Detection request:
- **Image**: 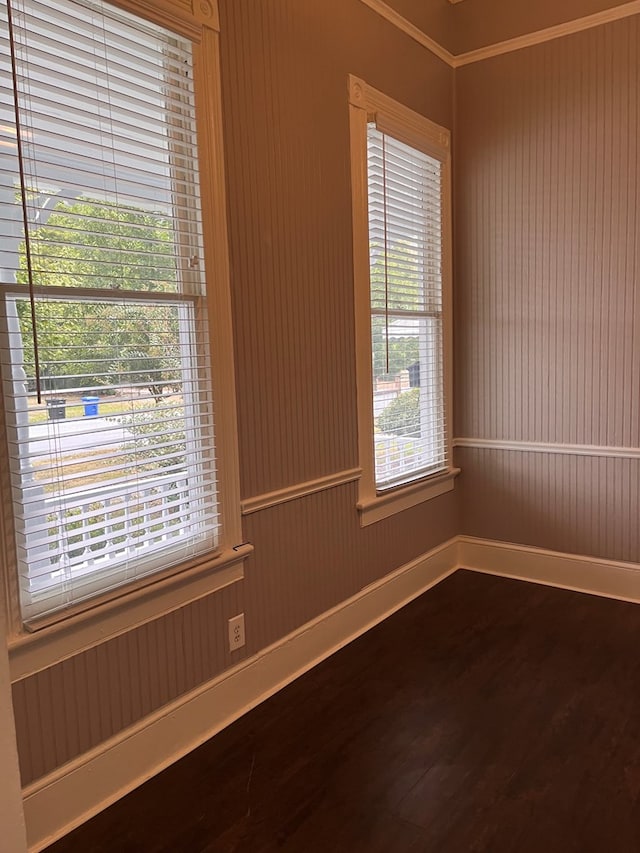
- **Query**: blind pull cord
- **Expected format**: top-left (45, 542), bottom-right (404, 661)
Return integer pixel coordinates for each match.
top-left (381, 131), bottom-right (390, 374)
top-left (6, 0), bottom-right (43, 403)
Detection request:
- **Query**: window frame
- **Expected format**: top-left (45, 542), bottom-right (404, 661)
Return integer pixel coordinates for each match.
top-left (1, 0), bottom-right (249, 677)
top-left (348, 75), bottom-right (458, 526)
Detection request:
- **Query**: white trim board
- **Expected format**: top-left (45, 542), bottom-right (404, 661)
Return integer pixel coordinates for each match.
top-left (454, 437), bottom-right (640, 459)
top-left (359, 0), bottom-right (640, 67)
top-left (23, 538), bottom-right (458, 852)
top-left (0, 609), bottom-right (27, 852)
top-left (459, 536), bottom-right (640, 604)
top-left (241, 468), bottom-right (362, 515)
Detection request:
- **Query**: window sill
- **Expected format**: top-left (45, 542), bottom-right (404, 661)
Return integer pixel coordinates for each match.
top-left (357, 467), bottom-right (460, 526)
top-left (8, 544), bottom-right (253, 681)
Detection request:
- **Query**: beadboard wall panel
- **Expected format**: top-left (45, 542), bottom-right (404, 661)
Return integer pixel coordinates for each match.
top-left (242, 482), bottom-right (458, 656)
top-left (12, 581), bottom-right (244, 785)
top-left (456, 18), bottom-right (640, 445)
top-left (455, 18), bottom-right (640, 557)
top-left (457, 447), bottom-right (640, 565)
top-left (10, 0), bottom-right (456, 789)
top-left (221, 0), bottom-right (452, 499)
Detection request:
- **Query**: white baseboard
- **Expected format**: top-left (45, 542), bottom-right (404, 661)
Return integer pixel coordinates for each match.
top-left (459, 536), bottom-right (640, 604)
top-left (23, 538), bottom-right (458, 853)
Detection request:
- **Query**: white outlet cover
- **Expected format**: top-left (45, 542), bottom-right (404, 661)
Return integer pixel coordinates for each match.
top-left (228, 613), bottom-right (245, 651)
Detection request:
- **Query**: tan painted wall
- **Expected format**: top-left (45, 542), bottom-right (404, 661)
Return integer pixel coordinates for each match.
top-left (455, 18), bottom-right (640, 558)
top-left (11, 0), bottom-right (456, 786)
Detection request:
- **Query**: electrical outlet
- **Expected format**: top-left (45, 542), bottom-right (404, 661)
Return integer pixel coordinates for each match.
top-left (228, 613), bottom-right (245, 651)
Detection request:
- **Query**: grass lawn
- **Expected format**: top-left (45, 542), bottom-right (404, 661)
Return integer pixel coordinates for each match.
top-left (27, 391), bottom-right (184, 489)
top-left (27, 395), bottom-right (156, 425)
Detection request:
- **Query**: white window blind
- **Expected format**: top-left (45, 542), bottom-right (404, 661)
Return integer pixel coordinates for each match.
top-left (0, 0), bottom-right (220, 624)
top-left (367, 124), bottom-right (447, 489)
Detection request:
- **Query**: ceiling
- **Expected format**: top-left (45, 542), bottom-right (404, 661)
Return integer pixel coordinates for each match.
top-left (384, 0), bottom-right (636, 54)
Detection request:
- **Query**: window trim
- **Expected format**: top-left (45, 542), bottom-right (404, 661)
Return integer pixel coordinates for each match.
top-left (348, 75), bottom-right (458, 526)
top-left (1, 0), bottom-right (248, 670)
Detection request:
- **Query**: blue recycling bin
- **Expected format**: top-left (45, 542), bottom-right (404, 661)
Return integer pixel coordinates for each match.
top-left (81, 396), bottom-right (100, 417)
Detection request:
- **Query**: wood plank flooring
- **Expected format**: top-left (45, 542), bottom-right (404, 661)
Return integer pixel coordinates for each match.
top-left (47, 570), bottom-right (640, 852)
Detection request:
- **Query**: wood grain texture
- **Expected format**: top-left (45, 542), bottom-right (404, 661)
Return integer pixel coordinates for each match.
top-left (11, 0), bottom-right (455, 788)
top-left (45, 569), bottom-right (640, 853)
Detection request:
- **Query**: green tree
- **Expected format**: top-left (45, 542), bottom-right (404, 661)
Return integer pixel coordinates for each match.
top-left (371, 319), bottom-right (419, 381)
top-left (369, 240), bottom-right (422, 313)
top-left (17, 196), bottom-right (181, 397)
top-left (370, 240), bottom-right (423, 381)
top-left (119, 406), bottom-right (186, 471)
top-left (20, 196), bottom-right (177, 292)
top-left (105, 302), bottom-right (182, 401)
top-left (377, 388), bottom-right (420, 437)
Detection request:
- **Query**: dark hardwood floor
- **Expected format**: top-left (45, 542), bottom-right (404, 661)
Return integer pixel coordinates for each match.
top-left (47, 570), bottom-right (640, 852)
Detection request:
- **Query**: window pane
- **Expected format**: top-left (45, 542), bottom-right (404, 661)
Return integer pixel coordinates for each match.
top-left (367, 125), bottom-right (447, 490)
top-left (17, 197), bottom-right (181, 293)
top-left (372, 315), bottom-right (445, 487)
top-left (6, 293), bottom-right (217, 615)
top-left (2, 0), bottom-right (203, 297)
top-left (1, 0), bottom-right (220, 622)
top-left (367, 131), bottom-right (442, 314)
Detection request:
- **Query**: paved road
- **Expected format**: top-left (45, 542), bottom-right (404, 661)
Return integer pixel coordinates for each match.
top-left (27, 416), bottom-right (132, 458)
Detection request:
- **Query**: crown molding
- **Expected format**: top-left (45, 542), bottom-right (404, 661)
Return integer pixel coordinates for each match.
top-left (360, 0), bottom-right (640, 68)
top-left (358, 0), bottom-right (456, 65)
top-left (455, 0), bottom-right (640, 65)
top-left (241, 468), bottom-right (362, 515)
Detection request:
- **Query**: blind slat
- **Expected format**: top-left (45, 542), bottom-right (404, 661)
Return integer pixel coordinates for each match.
top-left (367, 124), bottom-right (447, 489)
top-left (2, 0), bottom-right (220, 622)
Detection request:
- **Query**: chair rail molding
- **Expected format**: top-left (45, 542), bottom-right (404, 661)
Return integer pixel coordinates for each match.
top-left (240, 468), bottom-right (362, 515)
top-left (454, 437), bottom-right (640, 459)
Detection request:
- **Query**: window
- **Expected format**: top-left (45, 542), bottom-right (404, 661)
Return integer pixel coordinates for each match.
top-left (0, 0), bottom-right (243, 629)
top-left (349, 76), bottom-right (458, 525)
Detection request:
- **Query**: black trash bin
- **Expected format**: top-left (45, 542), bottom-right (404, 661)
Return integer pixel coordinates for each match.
top-left (46, 399), bottom-right (66, 420)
